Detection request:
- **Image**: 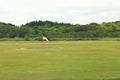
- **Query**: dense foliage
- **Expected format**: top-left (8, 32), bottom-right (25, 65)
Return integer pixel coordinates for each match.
top-left (0, 21), bottom-right (120, 40)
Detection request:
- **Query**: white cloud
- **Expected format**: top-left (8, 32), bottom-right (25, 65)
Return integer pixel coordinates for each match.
top-left (0, 0), bottom-right (120, 25)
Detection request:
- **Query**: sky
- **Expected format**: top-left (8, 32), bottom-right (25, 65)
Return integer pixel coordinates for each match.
top-left (0, 0), bottom-right (120, 25)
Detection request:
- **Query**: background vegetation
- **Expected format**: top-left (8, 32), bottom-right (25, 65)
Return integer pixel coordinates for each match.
top-left (0, 21), bottom-right (120, 41)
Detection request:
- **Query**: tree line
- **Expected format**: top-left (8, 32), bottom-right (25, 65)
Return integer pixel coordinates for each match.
top-left (0, 20), bottom-right (120, 40)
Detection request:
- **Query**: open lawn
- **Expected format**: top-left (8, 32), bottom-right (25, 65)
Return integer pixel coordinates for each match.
top-left (0, 41), bottom-right (120, 80)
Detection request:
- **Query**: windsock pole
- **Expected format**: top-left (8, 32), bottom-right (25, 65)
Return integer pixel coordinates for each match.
top-left (42, 37), bottom-right (44, 48)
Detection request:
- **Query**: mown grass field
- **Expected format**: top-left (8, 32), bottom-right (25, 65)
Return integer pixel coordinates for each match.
top-left (0, 41), bottom-right (120, 80)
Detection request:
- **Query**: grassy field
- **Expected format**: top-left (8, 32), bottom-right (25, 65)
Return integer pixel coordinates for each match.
top-left (0, 41), bottom-right (120, 80)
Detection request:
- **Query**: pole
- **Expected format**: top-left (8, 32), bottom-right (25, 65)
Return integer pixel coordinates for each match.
top-left (42, 37), bottom-right (44, 48)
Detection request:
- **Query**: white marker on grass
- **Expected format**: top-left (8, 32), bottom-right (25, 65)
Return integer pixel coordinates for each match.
top-left (21, 48), bottom-right (24, 50)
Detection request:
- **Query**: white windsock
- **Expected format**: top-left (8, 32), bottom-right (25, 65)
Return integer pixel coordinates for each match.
top-left (42, 36), bottom-right (49, 41)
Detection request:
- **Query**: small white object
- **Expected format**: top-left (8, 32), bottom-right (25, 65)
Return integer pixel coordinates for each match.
top-left (21, 48), bottom-right (24, 50)
top-left (42, 36), bottom-right (49, 41)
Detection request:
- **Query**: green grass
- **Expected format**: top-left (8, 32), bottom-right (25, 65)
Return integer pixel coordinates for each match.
top-left (0, 41), bottom-right (120, 80)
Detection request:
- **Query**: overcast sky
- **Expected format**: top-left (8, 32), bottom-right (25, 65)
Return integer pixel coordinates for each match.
top-left (0, 0), bottom-right (120, 25)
